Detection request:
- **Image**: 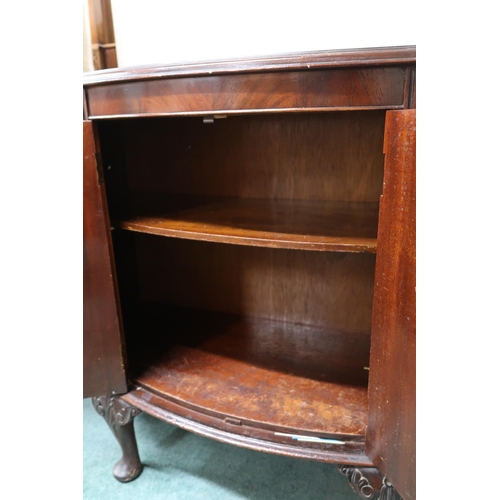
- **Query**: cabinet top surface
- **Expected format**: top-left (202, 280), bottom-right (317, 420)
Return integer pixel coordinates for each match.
top-left (83, 45), bottom-right (416, 87)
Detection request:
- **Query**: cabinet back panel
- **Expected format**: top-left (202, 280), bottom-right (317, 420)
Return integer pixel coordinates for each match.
top-left (119, 111), bottom-right (385, 204)
top-left (134, 235), bottom-right (375, 333)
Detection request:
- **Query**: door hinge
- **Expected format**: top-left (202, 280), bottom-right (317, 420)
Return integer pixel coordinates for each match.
top-left (94, 152), bottom-right (104, 186)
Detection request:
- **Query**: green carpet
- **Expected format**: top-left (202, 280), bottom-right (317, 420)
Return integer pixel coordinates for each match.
top-left (83, 398), bottom-right (361, 500)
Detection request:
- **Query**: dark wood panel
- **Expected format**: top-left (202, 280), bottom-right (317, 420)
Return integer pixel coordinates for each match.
top-left (87, 67), bottom-right (406, 118)
top-left (83, 89), bottom-right (89, 120)
top-left (120, 196), bottom-right (379, 252)
top-left (83, 46), bottom-right (415, 86)
top-left (410, 69), bottom-right (416, 109)
top-left (128, 304), bottom-right (370, 436)
top-left (83, 120), bottom-right (127, 398)
top-left (131, 236), bottom-right (376, 333)
top-left (121, 112), bottom-right (385, 204)
top-left (366, 110), bottom-right (416, 499)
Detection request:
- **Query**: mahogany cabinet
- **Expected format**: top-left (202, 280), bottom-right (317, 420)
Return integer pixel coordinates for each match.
top-left (83, 46), bottom-right (416, 500)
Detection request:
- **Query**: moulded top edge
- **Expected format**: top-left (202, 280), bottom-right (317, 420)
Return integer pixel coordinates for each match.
top-left (83, 45), bottom-right (416, 87)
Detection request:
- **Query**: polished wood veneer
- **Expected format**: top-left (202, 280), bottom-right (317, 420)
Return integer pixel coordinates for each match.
top-left (83, 121), bottom-right (126, 398)
top-left (83, 46), bottom-right (415, 85)
top-left (87, 67), bottom-right (407, 118)
top-left (366, 110), bottom-right (416, 499)
top-left (120, 196), bottom-right (379, 252)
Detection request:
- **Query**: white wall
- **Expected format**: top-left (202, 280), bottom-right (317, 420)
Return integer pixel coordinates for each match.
top-left (83, 0), bottom-right (94, 72)
top-left (110, 0), bottom-right (416, 67)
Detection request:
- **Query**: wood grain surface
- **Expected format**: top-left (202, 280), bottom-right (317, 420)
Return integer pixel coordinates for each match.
top-left (127, 304), bottom-right (370, 437)
top-left (120, 196), bottom-right (379, 252)
top-left (130, 236), bottom-right (376, 333)
top-left (83, 46), bottom-right (415, 86)
top-left (87, 67), bottom-right (407, 118)
top-left (123, 388), bottom-right (375, 466)
top-left (366, 110), bottom-right (416, 499)
top-left (119, 111), bottom-right (385, 203)
top-left (83, 121), bottom-right (127, 397)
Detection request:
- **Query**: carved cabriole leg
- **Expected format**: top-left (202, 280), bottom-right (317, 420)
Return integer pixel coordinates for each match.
top-left (92, 395), bottom-right (143, 482)
top-left (378, 478), bottom-right (399, 500)
top-left (338, 466), bottom-right (401, 500)
top-left (337, 465), bottom-right (381, 499)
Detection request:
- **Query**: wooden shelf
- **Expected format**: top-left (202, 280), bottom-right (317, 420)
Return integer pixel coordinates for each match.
top-left (120, 196), bottom-right (379, 252)
top-left (128, 304), bottom-right (370, 438)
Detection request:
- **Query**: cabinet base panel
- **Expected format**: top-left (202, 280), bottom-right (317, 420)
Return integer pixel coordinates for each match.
top-left (121, 387), bottom-right (374, 467)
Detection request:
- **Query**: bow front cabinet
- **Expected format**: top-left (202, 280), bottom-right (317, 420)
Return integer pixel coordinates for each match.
top-left (83, 46), bottom-right (416, 500)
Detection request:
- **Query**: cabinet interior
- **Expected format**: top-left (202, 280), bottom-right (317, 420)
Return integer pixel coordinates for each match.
top-left (97, 110), bottom-right (385, 443)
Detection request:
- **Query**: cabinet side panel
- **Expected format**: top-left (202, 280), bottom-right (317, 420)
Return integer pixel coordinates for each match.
top-left (83, 120), bottom-right (127, 397)
top-left (366, 110), bottom-right (415, 499)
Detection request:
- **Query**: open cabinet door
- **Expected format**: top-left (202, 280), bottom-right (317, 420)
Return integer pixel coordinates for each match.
top-left (366, 110), bottom-right (416, 499)
top-left (83, 120), bottom-right (127, 398)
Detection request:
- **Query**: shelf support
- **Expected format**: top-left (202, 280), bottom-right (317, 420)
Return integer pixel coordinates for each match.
top-left (92, 395), bottom-right (143, 482)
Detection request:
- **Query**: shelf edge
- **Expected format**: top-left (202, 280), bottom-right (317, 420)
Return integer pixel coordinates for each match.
top-left (120, 222), bottom-right (378, 253)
